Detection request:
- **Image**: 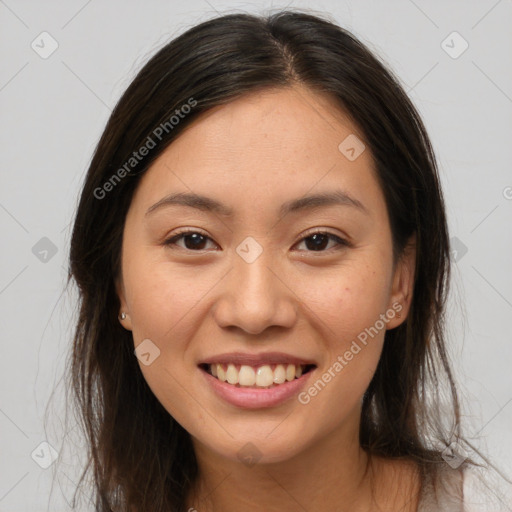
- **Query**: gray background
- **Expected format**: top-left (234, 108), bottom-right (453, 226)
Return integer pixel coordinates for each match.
top-left (1, 0), bottom-right (511, 510)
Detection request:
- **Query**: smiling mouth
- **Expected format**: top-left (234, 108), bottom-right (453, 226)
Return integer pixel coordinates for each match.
top-left (199, 363), bottom-right (316, 388)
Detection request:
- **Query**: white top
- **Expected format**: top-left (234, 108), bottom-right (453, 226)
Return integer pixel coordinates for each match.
top-left (417, 463), bottom-right (512, 511)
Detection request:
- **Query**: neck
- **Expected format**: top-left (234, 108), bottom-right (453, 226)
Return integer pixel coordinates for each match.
top-left (186, 421), bottom-right (380, 512)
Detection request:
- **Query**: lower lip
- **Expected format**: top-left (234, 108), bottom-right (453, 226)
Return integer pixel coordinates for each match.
top-left (199, 366), bottom-right (315, 409)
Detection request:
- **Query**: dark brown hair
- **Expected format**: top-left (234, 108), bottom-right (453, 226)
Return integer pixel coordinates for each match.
top-left (67, 9), bottom-right (481, 511)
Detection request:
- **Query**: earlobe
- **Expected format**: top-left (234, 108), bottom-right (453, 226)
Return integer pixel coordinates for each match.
top-left (118, 311), bottom-right (132, 330)
top-left (115, 277), bottom-right (133, 331)
top-left (118, 313), bottom-right (132, 331)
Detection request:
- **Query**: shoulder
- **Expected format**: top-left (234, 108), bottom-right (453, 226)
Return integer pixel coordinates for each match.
top-left (461, 463), bottom-right (512, 512)
top-left (417, 462), bottom-right (511, 512)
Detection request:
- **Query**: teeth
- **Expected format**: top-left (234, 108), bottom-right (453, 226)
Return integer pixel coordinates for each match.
top-left (239, 365), bottom-right (255, 386)
top-left (226, 363), bottom-right (238, 385)
top-left (273, 364), bottom-right (286, 384)
top-left (209, 363), bottom-right (308, 387)
top-left (256, 365), bottom-right (274, 387)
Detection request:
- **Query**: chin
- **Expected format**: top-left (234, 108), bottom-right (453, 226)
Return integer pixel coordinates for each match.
top-left (196, 427), bottom-right (313, 467)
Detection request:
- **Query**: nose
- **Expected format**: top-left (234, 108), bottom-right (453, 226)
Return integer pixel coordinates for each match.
top-left (212, 247), bottom-right (298, 335)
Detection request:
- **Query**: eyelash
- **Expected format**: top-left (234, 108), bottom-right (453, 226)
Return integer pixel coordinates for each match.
top-left (163, 228), bottom-right (350, 253)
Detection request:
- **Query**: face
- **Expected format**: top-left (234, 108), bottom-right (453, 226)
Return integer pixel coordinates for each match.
top-left (116, 85), bottom-right (415, 465)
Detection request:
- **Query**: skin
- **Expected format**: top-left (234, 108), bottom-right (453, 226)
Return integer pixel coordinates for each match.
top-left (116, 84), bottom-right (418, 511)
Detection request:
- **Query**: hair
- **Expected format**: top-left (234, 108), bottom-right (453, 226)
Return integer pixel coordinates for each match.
top-left (67, 8), bottom-right (485, 511)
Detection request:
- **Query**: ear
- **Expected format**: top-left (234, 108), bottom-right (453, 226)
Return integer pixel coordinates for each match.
top-left (386, 233), bottom-right (416, 329)
top-left (115, 276), bottom-right (133, 331)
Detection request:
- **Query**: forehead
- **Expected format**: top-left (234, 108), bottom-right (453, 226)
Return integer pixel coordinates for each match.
top-left (130, 85), bottom-right (385, 222)
top-left (176, 85), bottom-right (360, 161)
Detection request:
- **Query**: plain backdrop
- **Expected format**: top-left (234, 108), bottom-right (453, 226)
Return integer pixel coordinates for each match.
top-left (1, 0), bottom-right (511, 510)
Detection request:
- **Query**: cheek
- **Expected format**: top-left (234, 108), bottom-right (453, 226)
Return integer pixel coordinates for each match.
top-left (124, 254), bottom-right (214, 344)
top-left (122, 256), bottom-right (215, 430)
top-left (297, 267), bottom-right (388, 422)
top-left (293, 258), bottom-right (389, 402)
top-left (292, 257), bottom-right (391, 339)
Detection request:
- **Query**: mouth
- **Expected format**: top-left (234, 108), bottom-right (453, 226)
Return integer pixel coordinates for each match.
top-left (198, 362), bottom-right (317, 388)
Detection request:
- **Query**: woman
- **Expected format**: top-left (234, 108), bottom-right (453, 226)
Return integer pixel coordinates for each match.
top-left (67, 9), bottom-right (505, 511)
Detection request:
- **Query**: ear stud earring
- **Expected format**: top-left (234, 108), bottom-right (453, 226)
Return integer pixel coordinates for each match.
top-left (119, 312), bottom-right (127, 320)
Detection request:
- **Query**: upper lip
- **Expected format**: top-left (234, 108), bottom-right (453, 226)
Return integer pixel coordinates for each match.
top-left (199, 351), bottom-right (317, 367)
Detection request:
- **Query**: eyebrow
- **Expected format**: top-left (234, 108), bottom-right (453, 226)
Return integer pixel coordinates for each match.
top-left (145, 189), bottom-right (369, 218)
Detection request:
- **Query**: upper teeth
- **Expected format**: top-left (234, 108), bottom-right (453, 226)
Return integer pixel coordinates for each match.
top-left (210, 363), bottom-right (305, 387)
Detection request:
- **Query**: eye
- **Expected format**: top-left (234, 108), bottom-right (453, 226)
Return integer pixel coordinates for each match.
top-left (164, 229), bottom-right (350, 253)
top-left (293, 230), bottom-right (350, 252)
top-left (164, 230), bottom-right (217, 251)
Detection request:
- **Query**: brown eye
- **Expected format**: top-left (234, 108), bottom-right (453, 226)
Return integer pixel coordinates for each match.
top-left (295, 232), bottom-right (349, 252)
top-left (164, 231), bottom-right (217, 251)
top-left (164, 230), bottom-right (349, 253)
